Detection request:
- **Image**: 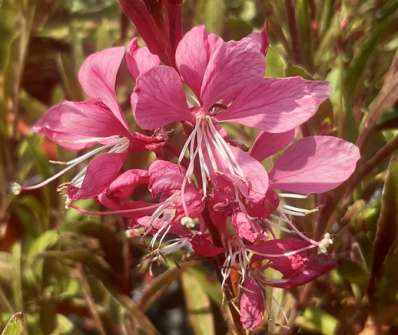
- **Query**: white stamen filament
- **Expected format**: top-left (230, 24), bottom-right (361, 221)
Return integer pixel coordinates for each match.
top-left (17, 136), bottom-right (129, 192)
top-left (178, 114), bottom-right (246, 216)
top-left (278, 192), bottom-right (308, 199)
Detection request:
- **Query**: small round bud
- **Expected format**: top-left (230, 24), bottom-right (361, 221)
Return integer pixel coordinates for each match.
top-left (9, 182), bottom-right (22, 195)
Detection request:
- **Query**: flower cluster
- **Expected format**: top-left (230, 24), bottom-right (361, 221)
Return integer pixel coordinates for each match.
top-left (17, 21), bottom-right (360, 330)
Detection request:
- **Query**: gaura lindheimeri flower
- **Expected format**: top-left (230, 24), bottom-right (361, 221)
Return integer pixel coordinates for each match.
top-left (15, 47), bottom-right (166, 204)
top-left (125, 24), bottom-right (360, 330)
top-left (130, 25), bottom-right (330, 215)
top-left (15, 14), bottom-right (362, 331)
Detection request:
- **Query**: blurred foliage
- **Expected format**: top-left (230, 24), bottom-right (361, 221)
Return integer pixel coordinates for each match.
top-left (0, 0), bottom-right (398, 334)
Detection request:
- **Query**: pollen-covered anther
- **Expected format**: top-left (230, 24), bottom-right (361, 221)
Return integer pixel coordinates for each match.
top-left (318, 233), bottom-right (333, 254)
top-left (181, 216), bottom-right (196, 229)
top-left (9, 182), bottom-right (22, 195)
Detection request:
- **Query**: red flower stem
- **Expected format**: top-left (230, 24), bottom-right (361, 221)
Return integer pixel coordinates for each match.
top-left (202, 207), bottom-right (244, 334)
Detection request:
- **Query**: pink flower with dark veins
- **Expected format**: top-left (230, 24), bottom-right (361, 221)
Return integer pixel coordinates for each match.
top-left (16, 47), bottom-right (166, 204)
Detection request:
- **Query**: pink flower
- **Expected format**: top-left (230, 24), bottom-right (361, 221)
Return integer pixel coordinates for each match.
top-left (239, 277), bottom-right (265, 330)
top-left (249, 238), bottom-right (336, 289)
top-left (130, 25), bottom-right (330, 215)
top-left (18, 47), bottom-right (166, 203)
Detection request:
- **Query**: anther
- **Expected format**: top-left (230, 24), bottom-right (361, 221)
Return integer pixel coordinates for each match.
top-left (318, 233), bottom-right (333, 254)
top-left (181, 216), bottom-right (196, 229)
top-left (9, 182), bottom-right (22, 195)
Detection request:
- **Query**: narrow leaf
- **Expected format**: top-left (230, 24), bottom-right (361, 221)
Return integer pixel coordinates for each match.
top-left (182, 270), bottom-right (215, 335)
top-left (368, 157), bottom-right (398, 296)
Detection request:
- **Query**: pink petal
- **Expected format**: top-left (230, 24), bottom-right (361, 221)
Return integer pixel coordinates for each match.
top-left (200, 38), bottom-right (265, 111)
top-left (232, 211), bottom-right (262, 243)
top-left (270, 256), bottom-right (336, 289)
top-left (216, 77), bottom-right (330, 132)
top-left (175, 186), bottom-right (204, 218)
top-left (32, 100), bottom-right (128, 151)
top-left (118, 0), bottom-right (173, 65)
top-left (232, 146), bottom-right (269, 203)
top-left (269, 136), bottom-right (360, 194)
top-left (129, 131), bottom-right (168, 152)
top-left (190, 234), bottom-right (224, 257)
top-left (164, 0), bottom-right (183, 54)
top-left (240, 277), bottom-right (264, 330)
top-left (78, 47), bottom-right (127, 127)
top-left (148, 160), bottom-right (184, 198)
top-left (250, 129), bottom-right (295, 161)
top-left (132, 65), bottom-right (193, 130)
top-left (251, 238), bottom-right (310, 274)
top-left (126, 39), bottom-right (160, 79)
top-left (245, 189), bottom-right (280, 219)
top-left (175, 25), bottom-right (212, 98)
top-left (105, 169), bottom-right (149, 201)
top-left (98, 196), bottom-right (156, 218)
top-left (70, 153), bottom-right (126, 200)
top-left (245, 21), bottom-right (269, 55)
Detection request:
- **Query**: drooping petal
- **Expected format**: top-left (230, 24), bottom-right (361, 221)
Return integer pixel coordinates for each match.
top-left (190, 234), bottom-right (224, 257)
top-left (105, 169), bottom-right (149, 201)
top-left (132, 65), bottom-right (193, 130)
top-left (216, 77), bottom-right (330, 132)
top-left (250, 129), bottom-right (295, 162)
top-left (232, 211), bottom-right (262, 243)
top-left (245, 189), bottom-right (280, 219)
top-left (70, 153), bottom-right (126, 200)
top-left (200, 39), bottom-right (265, 111)
top-left (232, 146), bottom-right (269, 203)
top-left (148, 160), bottom-right (184, 198)
top-left (175, 25), bottom-right (212, 97)
top-left (270, 256), bottom-right (336, 289)
top-left (129, 131), bottom-right (168, 152)
top-left (32, 100), bottom-right (129, 150)
top-left (126, 38), bottom-right (160, 79)
top-left (78, 47), bottom-right (127, 126)
top-left (240, 277), bottom-right (264, 330)
top-left (174, 186), bottom-right (204, 219)
top-left (269, 136), bottom-right (360, 194)
top-left (97, 196), bottom-right (156, 218)
top-left (251, 238), bottom-right (310, 275)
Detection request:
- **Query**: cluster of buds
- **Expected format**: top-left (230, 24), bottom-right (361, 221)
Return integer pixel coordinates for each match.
top-left (15, 1), bottom-right (360, 330)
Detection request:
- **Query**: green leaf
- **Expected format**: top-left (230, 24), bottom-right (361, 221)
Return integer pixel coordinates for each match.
top-left (338, 260), bottom-right (368, 288)
top-left (266, 46), bottom-right (286, 77)
top-left (27, 230), bottom-right (59, 259)
top-left (182, 270), bottom-right (215, 335)
top-left (295, 307), bottom-right (339, 335)
top-left (1, 312), bottom-right (24, 335)
top-left (195, 0), bottom-right (225, 34)
top-left (296, 0), bottom-right (313, 70)
top-left (368, 157), bottom-right (398, 296)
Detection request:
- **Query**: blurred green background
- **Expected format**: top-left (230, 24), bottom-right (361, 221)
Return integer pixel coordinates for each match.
top-left (1, 0), bottom-right (398, 334)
